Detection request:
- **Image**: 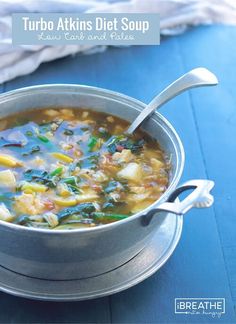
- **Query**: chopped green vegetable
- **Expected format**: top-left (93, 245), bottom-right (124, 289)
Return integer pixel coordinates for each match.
top-left (64, 129), bottom-right (74, 136)
top-left (92, 212), bottom-right (129, 222)
top-left (98, 127), bottom-right (110, 139)
top-left (57, 203), bottom-right (96, 221)
top-left (104, 181), bottom-right (123, 194)
top-left (15, 215), bottom-right (30, 225)
top-left (102, 200), bottom-right (126, 212)
top-left (60, 176), bottom-right (81, 194)
top-left (37, 135), bottom-right (49, 143)
top-left (67, 184), bottom-right (81, 194)
top-left (81, 127), bottom-right (89, 132)
top-left (25, 130), bottom-right (33, 137)
top-left (50, 166), bottom-right (63, 177)
top-left (24, 169), bottom-right (58, 188)
top-left (106, 135), bottom-right (144, 154)
top-left (40, 122), bottom-right (51, 133)
top-left (26, 222), bottom-right (49, 229)
top-left (63, 176), bottom-right (78, 186)
top-left (43, 212), bottom-right (58, 227)
top-left (79, 153), bottom-right (100, 170)
top-left (88, 136), bottom-right (98, 151)
top-left (102, 202), bottom-right (115, 211)
top-left (68, 162), bottom-right (81, 174)
top-left (0, 108), bottom-right (169, 230)
top-left (22, 145), bottom-right (40, 156)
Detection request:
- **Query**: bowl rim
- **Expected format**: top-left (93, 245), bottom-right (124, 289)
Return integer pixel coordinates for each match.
top-left (0, 84), bottom-right (185, 234)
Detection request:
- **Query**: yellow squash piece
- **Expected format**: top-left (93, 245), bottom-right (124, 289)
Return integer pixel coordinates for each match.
top-left (0, 154), bottom-right (22, 168)
top-left (54, 189), bottom-right (99, 206)
top-left (53, 197), bottom-right (78, 207)
top-left (21, 182), bottom-right (48, 193)
top-left (51, 152), bottom-right (73, 163)
top-left (75, 193), bottom-right (99, 203)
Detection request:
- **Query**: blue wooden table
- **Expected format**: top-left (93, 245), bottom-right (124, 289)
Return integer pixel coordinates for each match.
top-left (0, 25), bottom-right (235, 323)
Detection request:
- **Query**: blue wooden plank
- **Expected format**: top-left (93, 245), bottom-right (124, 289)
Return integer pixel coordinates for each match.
top-left (224, 247), bottom-right (236, 302)
top-left (175, 25), bottom-right (236, 308)
top-left (0, 294), bottom-right (110, 323)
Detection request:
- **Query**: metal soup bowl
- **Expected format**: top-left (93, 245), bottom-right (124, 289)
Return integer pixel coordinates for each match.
top-left (0, 85), bottom-right (214, 280)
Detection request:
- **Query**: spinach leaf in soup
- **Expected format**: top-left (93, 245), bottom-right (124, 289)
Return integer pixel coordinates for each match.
top-left (23, 169), bottom-right (59, 188)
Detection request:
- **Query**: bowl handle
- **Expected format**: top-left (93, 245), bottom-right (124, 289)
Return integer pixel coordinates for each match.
top-left (142, 180), bottom-right (214, 225)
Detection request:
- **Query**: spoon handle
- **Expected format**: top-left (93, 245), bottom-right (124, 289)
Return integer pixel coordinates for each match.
top-left (126, 67), bottom-right (218, 134)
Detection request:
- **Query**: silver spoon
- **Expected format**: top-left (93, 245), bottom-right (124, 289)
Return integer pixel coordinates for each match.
top-left (126, 67), bottom-right (218, 134)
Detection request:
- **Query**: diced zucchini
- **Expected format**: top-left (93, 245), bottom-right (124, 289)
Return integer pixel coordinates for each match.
top-left (28, 215), bottom-right (44, 222)
top-left (0, 170), bottom-right (16, 188)
top-left (43, 212), bottom-right (59, 227)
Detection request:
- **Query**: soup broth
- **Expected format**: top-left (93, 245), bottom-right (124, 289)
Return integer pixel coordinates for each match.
top-left (0, 108), bottom-right (169, 230)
